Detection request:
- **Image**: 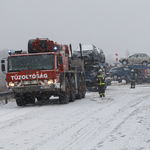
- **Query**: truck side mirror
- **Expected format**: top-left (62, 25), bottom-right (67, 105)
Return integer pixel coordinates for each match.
top-left (1, 64), bottom-right (5, 72)
top-left (59, 56), bottom-right (62, 65)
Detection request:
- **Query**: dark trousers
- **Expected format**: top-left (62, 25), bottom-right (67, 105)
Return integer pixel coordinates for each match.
top-left (98, 85), bottom-right (105, 97)
top-left (131, 81), bottom-right (135, 88)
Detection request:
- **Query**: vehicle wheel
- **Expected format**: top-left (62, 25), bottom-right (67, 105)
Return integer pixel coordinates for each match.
top-left (59, 78), bottom-right (70, 104)
top-left (70, 77), bottom-right (75, 102)
top-left (118, 79), bottom-right (122, 83)
top-left (16, 98), bottom-right (26, 106)
top-left (37, 94), bottom-right (49, 102)
top-left (122, 60), bottom-right (128, 65)
top-left (81, 76), bottom-right (86, 98)
top-left (76, 76), bottom-right (82, 99)
top-left (113, 74), bottom-right (118, 80)
top-left (37, 97), bottom-right (42, 102)
top-left (136, 78), bottom-right (143, 84)
top-left (142, 61), bottom-right (148, 66)
top-left (29, 97), bottom-right (35, 104)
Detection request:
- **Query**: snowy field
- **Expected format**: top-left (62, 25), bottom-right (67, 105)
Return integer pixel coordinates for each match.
top-left (0, 83), bottom-right (150, 150)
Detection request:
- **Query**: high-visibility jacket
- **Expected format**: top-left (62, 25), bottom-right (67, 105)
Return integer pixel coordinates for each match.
top-left (131, 72), bottom-right (136, 81)
top-left (96, 75), bottom-right (105, 85)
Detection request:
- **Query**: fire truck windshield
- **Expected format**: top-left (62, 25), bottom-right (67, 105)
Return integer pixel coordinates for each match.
top-left (8, 54), bottom-right (54, 72)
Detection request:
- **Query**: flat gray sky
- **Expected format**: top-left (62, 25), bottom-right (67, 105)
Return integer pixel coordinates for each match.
top-left (0, 0), bottom-right (150, 59)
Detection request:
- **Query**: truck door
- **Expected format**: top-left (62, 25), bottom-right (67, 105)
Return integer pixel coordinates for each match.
top-left (55, 55), bottom-right (60, 82)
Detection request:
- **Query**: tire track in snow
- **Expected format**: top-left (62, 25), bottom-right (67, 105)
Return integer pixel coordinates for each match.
top-left (55, 91), bottom-right (150, 149)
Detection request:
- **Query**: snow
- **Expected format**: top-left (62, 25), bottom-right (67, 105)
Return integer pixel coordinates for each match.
top-left (0, 83), bottom-right (150, 150)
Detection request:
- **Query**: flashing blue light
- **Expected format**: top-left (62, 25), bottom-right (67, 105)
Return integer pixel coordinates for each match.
top-left (8, 50), bottom-right (11, 55)
top-left (54, 46), bottom-right (57, 51)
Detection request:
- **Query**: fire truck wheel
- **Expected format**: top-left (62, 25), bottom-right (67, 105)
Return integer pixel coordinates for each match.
top-left (29, 97), bottom-right (35, 104)
top-left (16, 98), bottom-right (26, 106)
top-left (77, 76), bottom-right (82, 99)
top-left (37, 94), bottom-right (49, 102)
top-left (59, 78), bottom-right (70, 104)
top-left (70, 77), bottom-right (75, 102)
top-left (37, 97), bottom-right (42, 102)
top-left (81, 76), bottom-right (86, 98)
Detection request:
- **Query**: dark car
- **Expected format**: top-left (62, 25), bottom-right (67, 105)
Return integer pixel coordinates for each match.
top-left (72, 44), bottom-right (98, 62)
top-left (109, 66), bottom-right (143, 83)
top-left (97, 48), bottom-right (105, 63)
top-left (85, 65), bottom-right (99, 90)
top-left (105, 65), bottom-right (116, 77)
top-left (109, 66), bottom-right (131, 81)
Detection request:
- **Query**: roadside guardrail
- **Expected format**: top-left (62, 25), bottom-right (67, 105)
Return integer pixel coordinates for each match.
top-left (0, 91), bottom-right (13, 104)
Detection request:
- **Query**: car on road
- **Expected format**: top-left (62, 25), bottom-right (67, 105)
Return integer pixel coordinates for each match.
top-left (97, 48), bottom-right (105, 63)
top-left (72, 44), bottom-right (98, 62)
top-left (119, 53), bottom-right (150, 66)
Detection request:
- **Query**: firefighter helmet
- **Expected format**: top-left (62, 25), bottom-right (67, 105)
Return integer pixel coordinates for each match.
top-left (98, 69), bottom-right (102, 72)
top-left (131, 69), bottom-right (134, 72)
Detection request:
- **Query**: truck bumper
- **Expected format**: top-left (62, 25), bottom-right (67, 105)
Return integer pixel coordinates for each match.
top-left (11, 85), bottom-right (60, 95)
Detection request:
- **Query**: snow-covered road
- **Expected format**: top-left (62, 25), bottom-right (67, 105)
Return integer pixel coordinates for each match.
top-left (1, 83), bottom-right (150, 150)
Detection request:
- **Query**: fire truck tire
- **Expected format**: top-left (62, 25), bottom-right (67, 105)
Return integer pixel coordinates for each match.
top-left (59, 78), bottom-right (70, 104)
top-left (70, 77), bottom-right (75, 102)
top-left (37, 97), bottom-right (42, 102)
top-left (76, 76), bottom-right (82, 99)
top-left (29, 97), bottom-right (35, 104)
top-left (37, 94), bottom-right (49, 102)
top-left (81, 76), bottom-right (86, 98)
top-left (16, 98), bottom-right (26, 106)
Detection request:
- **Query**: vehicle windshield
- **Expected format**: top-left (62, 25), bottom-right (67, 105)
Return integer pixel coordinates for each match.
top-left (8, 54), bottom-right (53, 72)
top-left (105, 67), bottom-right (113, 73)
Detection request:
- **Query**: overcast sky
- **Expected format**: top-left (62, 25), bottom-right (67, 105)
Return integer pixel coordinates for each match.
top-left (0, 0), bottom-right (150, 59)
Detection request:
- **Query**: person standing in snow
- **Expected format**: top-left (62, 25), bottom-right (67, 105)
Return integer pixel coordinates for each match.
top-left (130, 69), bottom-right (136, 88)
top-left (96, 69), bottom-right (105, 97)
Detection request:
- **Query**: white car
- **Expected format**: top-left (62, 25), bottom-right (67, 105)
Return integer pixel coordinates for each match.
top-left (119, 53), bottom-right (150, 66)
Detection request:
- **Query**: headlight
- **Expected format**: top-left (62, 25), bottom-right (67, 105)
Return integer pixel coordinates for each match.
top-left (9, 82), bottom-right (14, 87)
top-left (47, 80), bottom-right (53, 85)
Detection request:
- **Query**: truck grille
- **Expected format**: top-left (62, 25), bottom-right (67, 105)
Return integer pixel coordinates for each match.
top-left (23, 80), bottom-right (38, 85)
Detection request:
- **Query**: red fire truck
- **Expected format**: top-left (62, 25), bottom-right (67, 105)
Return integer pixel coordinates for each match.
top-left (1, 38), bottom-right (86, 106)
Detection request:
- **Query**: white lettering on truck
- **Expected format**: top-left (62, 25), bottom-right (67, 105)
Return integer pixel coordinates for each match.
top-left (11, 73), bottom-right (48, 81)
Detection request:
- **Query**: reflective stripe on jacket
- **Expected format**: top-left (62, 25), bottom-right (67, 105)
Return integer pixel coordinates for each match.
top-left (96, 75), bottom-right (105, 85)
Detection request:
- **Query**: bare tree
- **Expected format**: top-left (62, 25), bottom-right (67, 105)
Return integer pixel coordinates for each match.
top-left (125, 49), bottom-right (130, 57)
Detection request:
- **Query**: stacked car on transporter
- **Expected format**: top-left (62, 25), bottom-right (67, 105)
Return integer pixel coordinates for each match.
top-left (109, 53), bottom-right (150, 84)
top-left (72, 44), bottom-right (108, 91)
top-left (1, 38), bottom-right (86, 106)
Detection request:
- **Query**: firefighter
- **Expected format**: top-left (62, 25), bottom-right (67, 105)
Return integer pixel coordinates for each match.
top-left (131, 69), bottom-right (136, 88)
top-left (96, 69), bottom-right (105, 97)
